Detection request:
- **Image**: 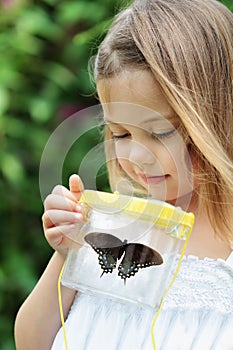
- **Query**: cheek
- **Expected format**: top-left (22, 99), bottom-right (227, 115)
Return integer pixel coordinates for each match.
top-left (172, 146), bottom-right (196, 192)
top-left (114, 142), bottom-right (134, 171)
top-left (156, 145), bottom-right (180, 175)
top-left (118, 159), bottom-right (134, 176)
top-left (114, 142), bottom-right (129, 158)
top-left (166, 139), bottom-right (192, 173)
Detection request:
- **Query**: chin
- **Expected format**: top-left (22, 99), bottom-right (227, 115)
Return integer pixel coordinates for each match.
top-left (148, 190), bottom-right (194, 209)
top-left (167, 192), bottom-right (195, 210)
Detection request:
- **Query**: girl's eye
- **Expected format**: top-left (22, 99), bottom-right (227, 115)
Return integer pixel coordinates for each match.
top-left (112, 133), bottom-right (130, 140)
top-left (152, 129), bottom-right (176, 140)
top-left (112, 129), bottom-right (176, 141)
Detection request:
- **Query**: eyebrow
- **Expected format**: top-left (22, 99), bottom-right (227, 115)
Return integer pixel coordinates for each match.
top-left (142, 113), bottom-right (178, 124)
top-left (104, 114), bottom-right (178, 125)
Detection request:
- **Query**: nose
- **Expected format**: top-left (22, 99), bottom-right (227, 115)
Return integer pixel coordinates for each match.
top-left (128, 140), bottom-right (155, 166)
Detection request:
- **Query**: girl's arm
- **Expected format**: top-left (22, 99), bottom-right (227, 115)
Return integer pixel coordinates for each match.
top-left (15, 252), bottom-right (76, 350)
top-left (14, 175), bottom-right (84, 350)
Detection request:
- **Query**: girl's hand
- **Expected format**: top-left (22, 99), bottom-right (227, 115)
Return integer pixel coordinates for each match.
top-left (42, 174), bottom-right (84, 256)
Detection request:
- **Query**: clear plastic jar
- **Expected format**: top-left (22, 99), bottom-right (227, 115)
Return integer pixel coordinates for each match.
top-left (61, 190), bottom-right (194, 308)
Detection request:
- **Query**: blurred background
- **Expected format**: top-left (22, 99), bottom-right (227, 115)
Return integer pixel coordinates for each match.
top-left (0, 0), bottom-right (232, 349)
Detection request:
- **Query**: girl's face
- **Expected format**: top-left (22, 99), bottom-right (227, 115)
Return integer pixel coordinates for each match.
top-left (98, 70), bottom-right (195, 207)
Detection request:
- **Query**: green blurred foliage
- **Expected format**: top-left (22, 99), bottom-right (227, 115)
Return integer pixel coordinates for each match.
top-left (0, 0), bottom-right (231, 349)
top-left (0, 0), bottom-right (129, 348)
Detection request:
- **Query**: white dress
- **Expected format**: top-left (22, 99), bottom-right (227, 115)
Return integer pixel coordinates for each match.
top-left (51, 253), bottom-right (233, 350)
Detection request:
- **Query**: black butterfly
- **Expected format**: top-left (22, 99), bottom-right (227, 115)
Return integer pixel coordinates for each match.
top-left (84, 232), bottom-right (163, 283)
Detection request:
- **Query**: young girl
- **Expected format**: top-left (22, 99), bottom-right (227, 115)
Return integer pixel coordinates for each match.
top-left (15, 0), bottom-right (233, 349)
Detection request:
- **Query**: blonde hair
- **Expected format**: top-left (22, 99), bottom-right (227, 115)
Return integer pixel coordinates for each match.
top-left (94, 0), bottom-right (233, 240)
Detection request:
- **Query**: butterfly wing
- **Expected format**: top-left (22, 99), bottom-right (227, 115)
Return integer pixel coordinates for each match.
top-left (84, 232), bottom-right (124, 276)
top-left (118, 243), bottom-right (163, 281)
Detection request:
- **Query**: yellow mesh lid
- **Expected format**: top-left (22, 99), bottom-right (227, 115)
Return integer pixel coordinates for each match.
top-left (79, 190), bottom-right (194, 238)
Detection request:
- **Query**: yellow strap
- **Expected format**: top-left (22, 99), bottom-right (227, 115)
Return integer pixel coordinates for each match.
top-left (58, 263), bottom-right (69, 350)
top-left (150, 229), bottom-right (191, 349)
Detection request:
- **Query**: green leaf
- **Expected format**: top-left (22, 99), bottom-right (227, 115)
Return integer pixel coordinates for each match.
top-left (0, 63), bottom-right (22, 89)
top-left (42, 62), bottom-right (77, 90)
top-left (0, 86), bottom-right (9, 113)
top-left (16, 7), bottom-right (63, 40)
top-left (10, 31), bottom-right (43, 55)
top-left (1, 152), bottom-right (25, 185)
top-left (57, 1), bottom-right (108, 25)
top-left (2, 248), bottom-right (37, 293)
top-left (29, 98), bottom-right (54, 123)
top-left (73, 18), bottom-right (112, 45)
top-left (221, 0), bottom-right (233, 11)
top-left (2, 116), bottom-right (50, 145)
top-left (2, 116), bottom-right (28, 138)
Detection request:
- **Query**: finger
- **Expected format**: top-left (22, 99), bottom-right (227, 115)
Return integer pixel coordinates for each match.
top-left (44, 194), bottom-right (82, 212)
top-left (42, 210), bottom-right (82, 229)
top-left (51, 185), bottom-right (77, 202)
top-left (69, 174), bottom-right (84, 201)
top-left (44, 224), bottom-right (78, 244)
top-left (44, 225), bottom-right (77, 252)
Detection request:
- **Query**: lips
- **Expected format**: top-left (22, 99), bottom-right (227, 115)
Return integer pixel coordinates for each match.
top-left (139, 174), bottom-right (169, 185)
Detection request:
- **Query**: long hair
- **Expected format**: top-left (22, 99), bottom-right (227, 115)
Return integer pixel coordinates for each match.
top-left (94, 0), bottom-right (233, 240)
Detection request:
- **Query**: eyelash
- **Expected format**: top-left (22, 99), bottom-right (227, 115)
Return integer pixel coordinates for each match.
top-left (112, 130), bottom-right (175, 141)
top-left (112, 133), bottom-right (130, 140)
top-left (152, 129), bottom-right (176, 139)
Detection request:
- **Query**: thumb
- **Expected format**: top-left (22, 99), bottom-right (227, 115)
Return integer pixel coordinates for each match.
top-left (69, 174), bottom-right (84, 201)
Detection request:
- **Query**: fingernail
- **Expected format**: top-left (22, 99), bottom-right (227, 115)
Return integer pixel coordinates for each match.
top-left (76, 204), bottom-right (82, 212)
top-left (74, 213), bottom-right (82, 221)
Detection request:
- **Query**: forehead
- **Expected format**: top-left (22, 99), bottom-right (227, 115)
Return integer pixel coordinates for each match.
top-left (97, 70), bottom-right (176, 125)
